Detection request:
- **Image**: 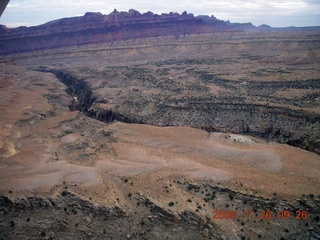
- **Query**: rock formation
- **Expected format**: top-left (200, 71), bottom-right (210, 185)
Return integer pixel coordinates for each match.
top-left (0, 10), bottom-right (256, 54)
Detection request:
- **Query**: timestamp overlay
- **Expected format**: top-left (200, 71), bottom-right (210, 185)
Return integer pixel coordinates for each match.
top-left (212, 209), bottom-right (309, 220)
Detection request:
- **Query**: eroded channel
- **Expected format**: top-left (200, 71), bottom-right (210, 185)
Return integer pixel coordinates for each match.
top-left (39, 68), bottom-right (320, 155)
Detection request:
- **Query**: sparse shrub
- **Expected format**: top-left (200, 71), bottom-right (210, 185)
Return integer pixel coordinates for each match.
top-left (124, 179), bottom-right (128, 183)
top-left (168, 202), bottom-right (174, 207)
top-left (128, 193), bottom-right (132, 198)
top-left (61, 191), bottom-right (67, 196)
top-left (10, 220), bottom-right (15, 227)
top-left (187, 199), bottom-right (192, 203)
top-left (140, 220), bottom-right (145, 226)
top-left (298, 199), bottom-right (307, 206)
top-left (229, 194), bottom-right (234, 201)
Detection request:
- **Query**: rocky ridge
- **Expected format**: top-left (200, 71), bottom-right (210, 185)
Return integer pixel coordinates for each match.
top-left (0, 9), bottom-right (262, 55)
top-left (1, 180), bottom-right (319, 239)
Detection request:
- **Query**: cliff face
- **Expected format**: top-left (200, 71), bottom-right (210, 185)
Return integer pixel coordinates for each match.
top-left (0, 10), bottom-right (256, 55)
top-left (0, 10), bottom-right (199, 54)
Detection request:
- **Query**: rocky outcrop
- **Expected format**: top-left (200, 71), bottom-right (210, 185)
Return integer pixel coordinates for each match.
top-left (0, 192), bottom-right (126, 218)
top-left (196, 15), bottom-right (255, 31)
top-left (0, 24), bottom-right (9, 33)
top-left (135, 193), bottom-right (211, 226)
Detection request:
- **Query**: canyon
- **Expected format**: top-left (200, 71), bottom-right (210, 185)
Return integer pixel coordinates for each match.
top-left (0, 10), bottom-right (320, 240)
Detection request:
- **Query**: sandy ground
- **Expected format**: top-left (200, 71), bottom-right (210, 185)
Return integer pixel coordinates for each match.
top-left (0, 64), bottom-right (320, 206)
top-left (106, 122), bottom-right (320, 197)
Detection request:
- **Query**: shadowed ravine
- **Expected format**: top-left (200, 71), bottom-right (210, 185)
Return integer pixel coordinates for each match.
top-left (42, 69), bottom-right (144, 124)
top-left (40, 68), bottom-right (320, 155)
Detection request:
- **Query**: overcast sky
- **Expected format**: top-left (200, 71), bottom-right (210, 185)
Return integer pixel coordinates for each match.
top-left (1, 0), bottom-right (320, 28)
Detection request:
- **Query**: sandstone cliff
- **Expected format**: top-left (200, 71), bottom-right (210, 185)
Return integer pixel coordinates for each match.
top-left (0, 10), bottom-right (255, 54)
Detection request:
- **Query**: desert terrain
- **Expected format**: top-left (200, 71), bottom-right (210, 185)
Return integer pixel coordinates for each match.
top-left (0, 10), bottom-right (320, 240)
